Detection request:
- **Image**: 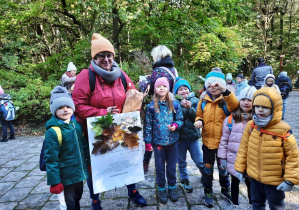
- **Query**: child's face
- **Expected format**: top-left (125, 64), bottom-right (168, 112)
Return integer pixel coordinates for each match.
top-left (207, 85), bottom-right (222, 97)
top-left (240, 98), bottom-right (252, 113)
top-left (226, 79), bottom-right (232, 84)
top-left (177, 86), bottom-right (190, 99)
top-left (155, 85), bottom-right (168, 99)
top-left (56, 106), bottom-right (74, 122)
top-left (236, 77), bottom-right (243, 83)
top-left (266, 78), bottom-right (274, 86)
top-left (254, 105), bottom-right (271, 118)
top-left (69, 70), bottom-right (77, 77)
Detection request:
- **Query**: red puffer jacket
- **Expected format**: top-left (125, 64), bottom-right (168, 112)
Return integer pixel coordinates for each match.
top-left (72, 64), bottom-right (135, 136)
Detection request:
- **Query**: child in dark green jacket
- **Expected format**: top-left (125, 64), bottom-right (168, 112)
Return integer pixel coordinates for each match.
top-left (44, 86), bottom-right (90, 209)
top-left (174, 78), bottom-right (204, 193)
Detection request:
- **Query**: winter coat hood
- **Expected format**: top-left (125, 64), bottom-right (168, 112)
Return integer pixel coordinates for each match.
top-left (252, 87), bottom-right (283, 128)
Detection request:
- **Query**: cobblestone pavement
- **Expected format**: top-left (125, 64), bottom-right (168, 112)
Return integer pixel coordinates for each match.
top-left (1, 92), bottom-right (299, 210)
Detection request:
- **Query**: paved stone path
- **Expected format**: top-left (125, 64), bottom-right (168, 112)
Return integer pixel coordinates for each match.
top-left (1, 91), bottom-right (299, 210)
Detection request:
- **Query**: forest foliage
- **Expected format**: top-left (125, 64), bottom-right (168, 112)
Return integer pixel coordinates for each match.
top-left (0, 0), bottom-right (298, 124)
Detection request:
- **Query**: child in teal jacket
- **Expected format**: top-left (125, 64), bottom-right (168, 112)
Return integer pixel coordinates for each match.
top-left (44, 86), bottom-right (90, 209)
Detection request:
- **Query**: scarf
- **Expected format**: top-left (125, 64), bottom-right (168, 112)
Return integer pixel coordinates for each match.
top-left (252, 113), bottom-right (272, 128)
top-left (91, 60), bottom-right (121, 83)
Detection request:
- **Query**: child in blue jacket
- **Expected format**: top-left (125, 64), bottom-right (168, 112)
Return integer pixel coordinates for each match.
top-left (143, 77), bottom-right (183, 204)
top-left (44, 86), bottom-right (90, 209)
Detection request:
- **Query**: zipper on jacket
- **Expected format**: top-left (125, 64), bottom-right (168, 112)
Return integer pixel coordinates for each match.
top-left (258, 131), bottom-right (262, 182)
top-left (71, 122), bottom-right (87, 179)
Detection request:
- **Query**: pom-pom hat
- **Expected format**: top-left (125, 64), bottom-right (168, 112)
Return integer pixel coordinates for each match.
top-left (67, 62), bottom-right (77, 72)
top-left (91, 33), bottom-right (115, 59)
top-left (50, 86), bottom-right (75, 116)
top-left (205, 71), bottom-right (226, 89)
top-left (226, 73), bottom-right (233, 81)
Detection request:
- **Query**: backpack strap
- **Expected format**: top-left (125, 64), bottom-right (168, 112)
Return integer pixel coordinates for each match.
top-left (51, 126), bottom-right (62, 146)
top-left (227, 115), bottom-right (233, 131)
top-left (201, 100), bottom-right (207, 112)
top-left (89, 67), bottom-right (127, 94)
top-left (89, 67), bottom-right (96, 94)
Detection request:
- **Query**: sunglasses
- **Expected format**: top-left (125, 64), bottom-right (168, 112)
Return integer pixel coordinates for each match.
top-left (96, 52), bottom-right (113, 59)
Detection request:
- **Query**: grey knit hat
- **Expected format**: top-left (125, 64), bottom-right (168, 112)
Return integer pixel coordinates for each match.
top-left (238, 86), bottom-right (257, 101)
top-left (50, 86), bottom-right (75, 116)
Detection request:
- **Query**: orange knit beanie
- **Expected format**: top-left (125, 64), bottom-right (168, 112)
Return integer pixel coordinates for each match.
top-left (91, 33), bottom-right (115, 59)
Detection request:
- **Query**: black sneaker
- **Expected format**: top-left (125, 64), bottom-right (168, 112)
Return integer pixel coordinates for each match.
top-left (221, 187), bottom-right (232, 202)
top-left (91, 199), bottom-right (102, 210)
top-left (204, 188), bottom-right (214, 207)
top-left (168, 187), bottom-right (178, 202)
top-left (9, 135), bottom-right (16, 140)
top-left (180, 179), bottom-right (193, 193)
top-left (128, 189), bottom-right (147, 206)
top-left (1, 137), bottom-right (8, 142)
top-left (158, 189), bottom-right (168, 204)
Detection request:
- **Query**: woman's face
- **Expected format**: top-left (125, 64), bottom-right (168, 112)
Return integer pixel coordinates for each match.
top-left (94, 52), bottom-right (114, 71)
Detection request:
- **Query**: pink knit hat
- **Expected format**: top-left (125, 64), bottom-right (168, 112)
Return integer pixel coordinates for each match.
top-left (154, 77), bottom-right (169, 91)
top-left (0, 86), bottom-right (4, 94)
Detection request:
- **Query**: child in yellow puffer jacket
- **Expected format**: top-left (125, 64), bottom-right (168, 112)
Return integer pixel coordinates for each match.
top-left (235, 87), bottom-right (299, 209)
top-left (194, 70), bottom-right (239, 207)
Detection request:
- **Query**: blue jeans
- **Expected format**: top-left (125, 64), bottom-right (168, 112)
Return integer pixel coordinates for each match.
top-left (0, 119), bottom-right (14, 138)
top-left (87, 174), bottom-right (136, 201)
top-left (251, 178), bottom-right (285, 210)
top-left (153, 142), bottom-right (178, 188)
top-left (178, 140), bottom-right (204, 180)
top-left (201, 144), bottom-right (230, 189)
top-left (282, 98), bottom-right (287, 120)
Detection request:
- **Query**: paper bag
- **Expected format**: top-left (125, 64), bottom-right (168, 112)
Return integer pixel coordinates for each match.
top-left (122, 89), bottom-right (144, 113)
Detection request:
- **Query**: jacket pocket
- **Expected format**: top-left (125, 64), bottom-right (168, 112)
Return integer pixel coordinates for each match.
top-left (60, 158), bottom-right (79, 179)
top-left (60, 158), bottom-right (78, 168)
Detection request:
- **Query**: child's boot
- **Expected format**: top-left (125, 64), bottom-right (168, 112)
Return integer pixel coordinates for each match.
top-left (9, 134), bottom-right (15, 140)
top-left (128, 189), bottom-right (146, 206)
top-left (91, 199), bottom-right (102, 210)
top-left (180, 179), bottom-right (193, 193)
top-left (204, 187), bottom-right (214, 207)
top-left (168, 185), bottom-right (178, 202)
top-left (158, 186), bottom-right (168, 204)
top-left (221, 186), bottom-right (232, 202)
top-left (1, 136), bottom-right (8, 142)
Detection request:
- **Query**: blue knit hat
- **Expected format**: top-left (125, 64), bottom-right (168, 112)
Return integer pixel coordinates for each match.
top-left (174, 77), bottom-right (191, 94)
top-left (205, 71), bottom-right (226, 89)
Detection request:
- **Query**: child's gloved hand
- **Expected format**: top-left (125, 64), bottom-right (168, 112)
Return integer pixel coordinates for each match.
top-left (235, 171), bottom-right (245, 181)
top-left (277, 181), bottom-right (294, 191)
top-left (50, 183), bottom-right (64, 194)
top-left (145, 143), bottom-right (153, 151)
top-left (194, 121), bottom-right (203, 129)
top-left (219, 159), bottom-right (227, 170)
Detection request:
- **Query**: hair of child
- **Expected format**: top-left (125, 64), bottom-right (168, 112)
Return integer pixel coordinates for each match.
top-left (231, 107), bottom-right (252, 123)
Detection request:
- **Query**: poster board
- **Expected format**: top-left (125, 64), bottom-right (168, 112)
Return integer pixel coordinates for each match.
top-left (87, 111), bottom-right (145, 194)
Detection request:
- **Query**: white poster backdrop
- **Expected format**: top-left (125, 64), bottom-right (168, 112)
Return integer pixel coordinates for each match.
top-left (87, 111), bottom-right (145, 194)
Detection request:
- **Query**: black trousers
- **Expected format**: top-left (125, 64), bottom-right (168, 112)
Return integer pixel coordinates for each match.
top-left (64, 181), bottom-right (83, 210)
top-left (231, 175), bottom-right (251, 205)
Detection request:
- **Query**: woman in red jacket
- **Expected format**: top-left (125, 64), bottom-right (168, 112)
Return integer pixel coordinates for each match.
top-left (72, 33), bottom-right (146, 209)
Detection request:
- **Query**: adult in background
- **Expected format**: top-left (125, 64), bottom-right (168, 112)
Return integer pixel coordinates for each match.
top-left (250, 57), bottom-right (273, 89)
top-left (148, 45), bottom-right (178, 95)
top-left (275, 71), bottom-right (293, 120)
top-left (61, 62), bottom-right (77, 94)
top-left (72, 33), bottom-right (146, 209)
top-left (143, 45), bottom-right (178, 173)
